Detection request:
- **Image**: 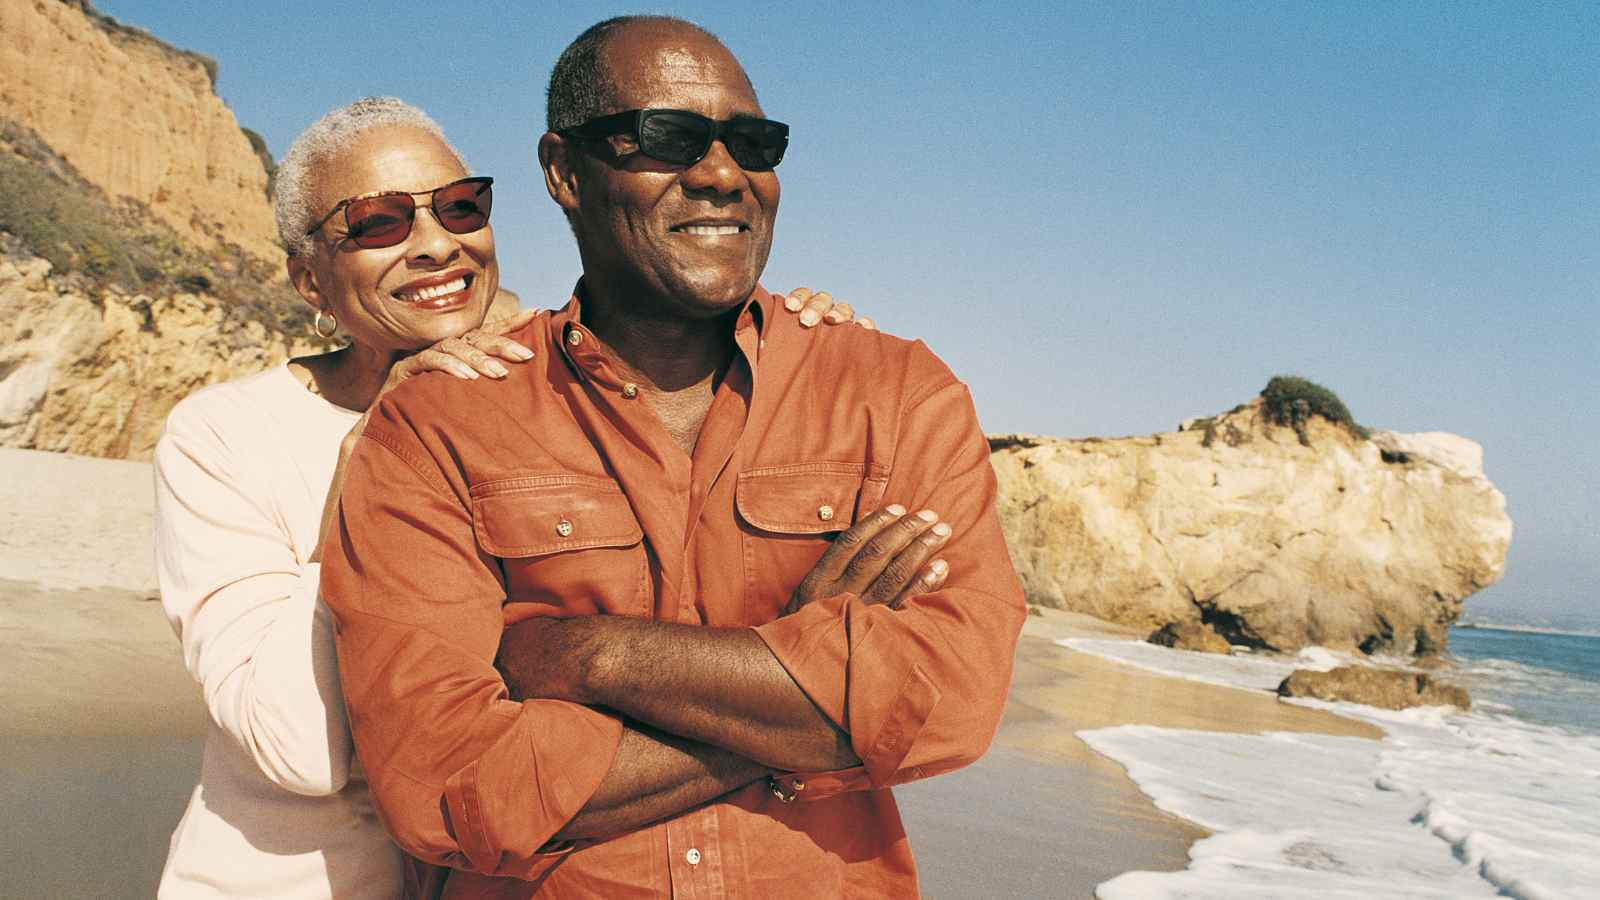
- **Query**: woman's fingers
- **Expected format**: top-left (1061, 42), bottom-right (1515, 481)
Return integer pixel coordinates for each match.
top-left (485, 307), bottom-right (540, 335)
top-left (462, 329), bottom-right (535, 362)
top-left (798, 291), bottom-right (832, 327)
top-left (783, 288), bottom-right (859, 327)
top-left (399, 348), bottom-right (479, 383)
top-left (856, 316), bottom-right (877, 331)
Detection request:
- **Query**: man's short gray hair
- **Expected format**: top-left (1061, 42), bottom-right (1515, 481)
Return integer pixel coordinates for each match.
top-left (274, 97), bottom-right (466, 258)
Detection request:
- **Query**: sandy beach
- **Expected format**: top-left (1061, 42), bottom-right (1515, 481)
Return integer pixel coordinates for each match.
top-left (0, 447), bottom-right (1378, 898)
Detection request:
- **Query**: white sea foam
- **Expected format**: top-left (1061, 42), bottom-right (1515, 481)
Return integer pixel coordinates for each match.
top-left (1065, 638), bottom-right (1600, 899)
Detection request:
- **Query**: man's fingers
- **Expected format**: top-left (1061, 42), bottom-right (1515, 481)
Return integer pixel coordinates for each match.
top-left (804, 504), bottom-right (907, 586)
top-left (463, 330), bottom-right (535, 362)
top-left (839, 509), bottom-right (939, 592)
top-left (889, 558), bottom-right (948, 610)
top-left (859, 519), bottom-right (950, 604)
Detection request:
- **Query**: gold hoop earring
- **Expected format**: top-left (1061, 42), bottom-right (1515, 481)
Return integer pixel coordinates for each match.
top-left (313, 309), bottom-right (338, 339)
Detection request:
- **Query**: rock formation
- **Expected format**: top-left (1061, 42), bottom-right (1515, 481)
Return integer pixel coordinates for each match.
top-left (0, 0), bottom-right (281, 262)
top-left (0, 249), bottom-right (320, 459)
top-left (1278, 666), bottom-right (1471, 711)
top-left (1147, 621), bottom-right (1232, 655)
top-left (990, 398), bottom-right (1512, 655)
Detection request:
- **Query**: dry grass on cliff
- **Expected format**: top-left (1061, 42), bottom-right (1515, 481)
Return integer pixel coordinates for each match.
top-left (0, 118), bottom-right (319, 346)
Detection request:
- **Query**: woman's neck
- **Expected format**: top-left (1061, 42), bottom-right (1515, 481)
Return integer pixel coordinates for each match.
top-left (289, 343), bottom-right (400, 412)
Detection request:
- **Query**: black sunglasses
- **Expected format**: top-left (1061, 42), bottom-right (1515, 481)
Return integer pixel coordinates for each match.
top-left (304, 176), bottom-right (494, 250)
top-left (559, 108), bottom-right (789, 171)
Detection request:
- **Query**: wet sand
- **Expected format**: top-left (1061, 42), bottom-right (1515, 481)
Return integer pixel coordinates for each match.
top-left (897, 610), bottom-right (1377, 899)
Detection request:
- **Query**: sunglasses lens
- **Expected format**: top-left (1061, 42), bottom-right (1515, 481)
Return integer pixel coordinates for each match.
top-left (345, 195), bottom-right (414, 249)
top-left (723, 119), bottom-right (788, 170)
top-left (433, 178), bottom-right (493, 235)
top-left (639, 112), bottom-right (713, 166)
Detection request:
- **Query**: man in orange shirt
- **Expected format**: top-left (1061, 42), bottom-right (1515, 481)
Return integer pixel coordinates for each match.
top-left (320, 15), bottom-right (1026, 898)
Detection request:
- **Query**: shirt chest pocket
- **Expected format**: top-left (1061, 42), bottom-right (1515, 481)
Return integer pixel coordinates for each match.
top-left (735, 462), bottom-right (889, 620)
top-left (470, 475), bottom-right (649, 617)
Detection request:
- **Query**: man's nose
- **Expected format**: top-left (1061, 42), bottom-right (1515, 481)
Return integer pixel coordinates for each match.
top-left (680, 138), bottom-right (748, 196)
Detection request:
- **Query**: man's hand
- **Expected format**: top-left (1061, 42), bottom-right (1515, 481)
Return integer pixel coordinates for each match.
top-left (785, 505), bottom-right (951, 615)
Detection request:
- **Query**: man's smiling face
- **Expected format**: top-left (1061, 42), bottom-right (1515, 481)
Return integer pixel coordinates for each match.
top-left (563, 23), bottom-right (781, 320)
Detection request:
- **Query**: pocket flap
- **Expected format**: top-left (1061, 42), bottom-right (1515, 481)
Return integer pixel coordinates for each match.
top-left (470, 475), bottom-right (643, 557)
top-left (736, 463), bottom-right (867, 535)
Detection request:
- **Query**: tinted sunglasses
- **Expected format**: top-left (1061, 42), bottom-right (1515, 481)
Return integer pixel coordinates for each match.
top-left (559, 108), bottom-right (789, 171)
top-left (304, 176), bottom-right (494, 250)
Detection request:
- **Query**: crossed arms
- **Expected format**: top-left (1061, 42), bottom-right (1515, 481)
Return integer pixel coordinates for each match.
top-left (319, 362), bottom-right (1026, 878)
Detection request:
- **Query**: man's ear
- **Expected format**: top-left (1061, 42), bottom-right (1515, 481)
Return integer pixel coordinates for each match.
top-left (539, 132), bottom-right (582, 214)
top-left (287, 254), bottom-right (325, 313)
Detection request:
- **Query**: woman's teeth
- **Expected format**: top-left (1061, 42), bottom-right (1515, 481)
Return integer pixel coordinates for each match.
top-left (395, 276), bottom-right (467, 302)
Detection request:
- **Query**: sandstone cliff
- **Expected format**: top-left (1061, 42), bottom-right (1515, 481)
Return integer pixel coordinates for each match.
top-left (0, 113), bottom-right (321, 460)
top-left (0, 0), bottom-right (280, 262)
top-left (990, 397), bottom-right (1512, 655)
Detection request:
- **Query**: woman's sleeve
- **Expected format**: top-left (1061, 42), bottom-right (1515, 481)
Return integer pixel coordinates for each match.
top-left (153, 399), bottom-right (354, 796)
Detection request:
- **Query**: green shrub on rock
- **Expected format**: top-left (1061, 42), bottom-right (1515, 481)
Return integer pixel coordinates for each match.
top-left (1261, 375), bottom-right (1370, 445)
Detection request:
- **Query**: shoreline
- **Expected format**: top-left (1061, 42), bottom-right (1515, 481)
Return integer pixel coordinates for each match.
top-left (0, 579), bottom-right (1386, 899)
top-left (0, 448), bottom-right (1391, 897)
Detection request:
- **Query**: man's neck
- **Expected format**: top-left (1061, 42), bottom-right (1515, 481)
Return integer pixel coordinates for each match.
top-left (578, 287), bottom-right (739, 395)
top-left (577, 282), bottom-right (745, 458)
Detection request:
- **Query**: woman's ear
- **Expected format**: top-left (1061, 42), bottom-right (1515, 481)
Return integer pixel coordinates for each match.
top-left (538, 132), bottom-right (582, 213)
top-left (287, 254), bottom-right (324, 312)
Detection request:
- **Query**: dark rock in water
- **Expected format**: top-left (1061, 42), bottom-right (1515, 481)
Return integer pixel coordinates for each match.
top-left (1148, 621), bottom-right (1232, 655)
top-left (1277, 666), bottom-right (1470, 711)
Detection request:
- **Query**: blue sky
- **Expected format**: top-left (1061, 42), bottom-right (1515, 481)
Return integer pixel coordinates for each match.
top-left (98, 1), bottom-right (1597, 625)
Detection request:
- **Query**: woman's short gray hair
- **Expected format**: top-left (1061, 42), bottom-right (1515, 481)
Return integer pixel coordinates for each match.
top-left (274, 97), bottom-right (467, 258)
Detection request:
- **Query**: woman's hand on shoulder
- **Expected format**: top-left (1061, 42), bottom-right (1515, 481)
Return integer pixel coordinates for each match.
top-left (781, 288), bottom-right (875, 331)
top-left (378, 308), bottom-right (540, 399)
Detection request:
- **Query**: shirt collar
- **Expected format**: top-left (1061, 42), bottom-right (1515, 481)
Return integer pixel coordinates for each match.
top-left (551, 281), bottom-right (774, 379)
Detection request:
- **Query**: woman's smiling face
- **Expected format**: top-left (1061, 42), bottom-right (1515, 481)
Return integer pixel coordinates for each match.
top-left (290, 125), bottom-right (499, 354)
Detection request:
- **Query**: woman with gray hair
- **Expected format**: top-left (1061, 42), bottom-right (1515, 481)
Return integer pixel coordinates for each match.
top-left (151, 97), bottom-right (855, 898)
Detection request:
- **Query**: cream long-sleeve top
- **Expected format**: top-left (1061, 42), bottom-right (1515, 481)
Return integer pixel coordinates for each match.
top-left (154, 363), bottom-right (401, 899)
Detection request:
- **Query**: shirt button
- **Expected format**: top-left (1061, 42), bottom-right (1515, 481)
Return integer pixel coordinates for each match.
top-left (556, 518), bottom-right (574, 537)
top-left (566, 329), bottom-right (584, 347)
top-left (622, 383), bottom-right (638, 399)
top-left (685, 848), bottom-right (701, 865)
top-left (817, 504), bottom-right (835, 522)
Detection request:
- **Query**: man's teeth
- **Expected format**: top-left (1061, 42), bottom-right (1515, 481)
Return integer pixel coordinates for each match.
top-left (396, 276), bottom-right (468, 301)
top-left (678, 224), bottom-right (742, 236)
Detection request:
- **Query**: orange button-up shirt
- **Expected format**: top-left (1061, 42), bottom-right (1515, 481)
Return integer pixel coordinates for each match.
top-left (320, 288), bottom-right (1026, 899)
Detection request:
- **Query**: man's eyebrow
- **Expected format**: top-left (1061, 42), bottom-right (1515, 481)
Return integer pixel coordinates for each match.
top-left (728, 112), bottom-right (767, 122)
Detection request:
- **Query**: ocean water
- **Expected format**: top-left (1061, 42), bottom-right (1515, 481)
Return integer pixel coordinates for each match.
top-left (1063, 626), bottom-right (1600, 900)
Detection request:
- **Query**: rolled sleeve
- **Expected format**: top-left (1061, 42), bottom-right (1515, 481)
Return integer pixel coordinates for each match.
top-left (320, 402), bottom-right (624, 879)
top-left (753, 377), bottom-right (1026, 798)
